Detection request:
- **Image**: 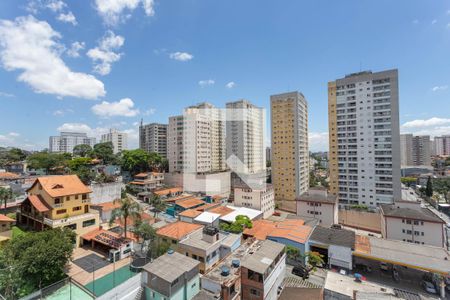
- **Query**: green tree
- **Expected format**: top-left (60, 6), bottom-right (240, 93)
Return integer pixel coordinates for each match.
top-left (0, 228), bottom-right (75, 299)
top-left (425, 176), bottom-right (433, 197)
top-left (305, 251), bottom-right (325, 272)
top-left (433, 178), bottom-right (450, 203)
top-left (72, 144), bottom-right (92, 158)
top-left (0, 187), bottom-right (13, 209)
top-left (67, 157), bottom-right (95, 185)
top-left (149, 195), bottom-right (166, 217)
top-left (109, 197), bottom-right (142, 238)
top-left (121, 149), bottom-right (151, 175)
top-left (220, 215), bottom-right (253, 233)
top-left (285, 245), bottom-right (300, 261)
top-left (91, 142), bottom-right (115, 164)
top-left (27, 151), bottom-right (71, 174)
top-left (148, 152), bottom-right (163, 171)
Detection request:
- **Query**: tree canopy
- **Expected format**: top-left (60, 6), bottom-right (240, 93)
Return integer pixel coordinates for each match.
top-left (26, 151), bottom-right (71, 174)
top-left (121, 149), bottom-right (151, 175)
top-left (67, 157), bottom-right (95, 184)
top-left (220, 215), bottom-right (253, 233)
top-left (0, 228), bottom-right (75, 299)
top-left (72, 144), bottom-right (92, 158)
top-left (91, 142), bottom-right (116, 164)
top-left (109, 196), bottom-right (142, 238)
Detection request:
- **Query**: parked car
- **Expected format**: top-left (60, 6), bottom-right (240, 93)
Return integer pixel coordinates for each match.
top-left (421, 281), bottom-right (438, 294)
top-left (292, 266), bottom-right (309, 279)
top-left (379, 262), bottom-right (390, 271)
top-left (331, 224), bottom-right (342, 229)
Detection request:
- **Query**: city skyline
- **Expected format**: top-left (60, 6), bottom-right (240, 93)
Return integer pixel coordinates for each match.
top-left (1, 1), bottom-right (450, 151)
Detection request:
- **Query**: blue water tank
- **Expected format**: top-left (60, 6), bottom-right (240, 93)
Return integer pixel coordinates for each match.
top-left (167, 249), bottom-right (174, 255)
top-left (231, 260), bottom-right (240, 268)
top-left (221, 266), bottom-right (230, 276)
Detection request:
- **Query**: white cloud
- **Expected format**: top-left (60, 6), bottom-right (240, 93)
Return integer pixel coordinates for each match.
top-left (198, 79), bottom-right (215, 87)
top-left (27, 0), bottom-right (66, 14)
top-left (169, 52), bottom-right (193, 61)
top-left (91, 98), bottom-right (139, 117)
top-left (402, 117), bottom-right (450, 129)
top-left (143, 108), bottom-right (155, 115)
top-left (67, 41), bottom-right (85, 58)
top-left (225, 81), bottom-right (235, 89)
top-left (431, 85), bottom-right (448, 92)
top-left (52, 108), bottom-right (73, 116)
top-left (0, 132), bottom-right (20, 144)
top-left (431, 19), bottom-right (437, 25)
top-left (309, 132), bottom-right (329, 152)
top-left (412, 126), bottom-right (450, 137)
top-left (46, 0), bottom-right (66, 12)
top-left (94, 0), bottom-right (155, 26)
top-left (57, 12), bottom-right (77, 25)
top-left (0, 91), bottom-right (14, 97)
top-left (0, 16), bottom-right (105, 99)
top-left (87, 30), bottom-right (124, 75)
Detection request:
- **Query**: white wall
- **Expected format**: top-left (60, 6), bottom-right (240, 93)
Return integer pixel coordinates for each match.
top-left (234, 187), bottom-right (274, 219)
top-left (264, 253), bottom-right (286, 300)
top-left (297, 201), bottom-right (337, 227)
top-left (90, 182), bottom-right (123, 204)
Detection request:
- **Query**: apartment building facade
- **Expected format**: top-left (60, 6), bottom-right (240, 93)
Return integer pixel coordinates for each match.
top-left (434, 135), bottom-right (450, 156)
top-left (226, 100), bottom-right (265, 175)
top-left (270, 91), bottom-right (309, 203)
top-left (328, 70), bottom-right (401, 207)
top-left (101, 129), bottom-right (127, 154)
top-left (297, 187), bottom-right (339, 227)
top-left (49, 132), bottom-right (96, 153)
top-left (233, 184), bottom-right (274, 219)
top-left (400, 134), bottom-right (431, 166)
top-left (139, 122), bottom-right (168, 158)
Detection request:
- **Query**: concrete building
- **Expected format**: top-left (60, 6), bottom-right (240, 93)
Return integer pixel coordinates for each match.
top-left (101, 129), bottom-right (127, 154)
top-left (128, 172), bottom-right (164, 193)
top-left (226, 100), bottom-right (265, 175)
top-left (380, 201), bottom-right (445, 247)
top-left (400, 134), bottom-right (431, 167)
top-left (139, 122), bottom-right (168, 158)
top-left (265, 147), bottom-right (271, 163)
top-left (296, 187), bottom-right (338, 227)
top-left (241, 239), bottom-right (286, 300)
top-left (233, 184), bottom-right (274, 219)
top-left (49, 132), bottom-right (96, 153)
top-left (142, 251), bottom-right (200, 300)
top-left (0, 214), bottom-right (14, 232)
top-left (328, 69), bottom-right (401, 207)
top-left (270, 91), bottom-right (309, 203)
top-left (434, 135), bottom-right (450, 156)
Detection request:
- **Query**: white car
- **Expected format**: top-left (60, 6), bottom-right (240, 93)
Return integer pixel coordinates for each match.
top-left (421, 281), bottom-right (437, 294)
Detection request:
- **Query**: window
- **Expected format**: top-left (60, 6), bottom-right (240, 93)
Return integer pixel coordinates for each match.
top-left (250, 289), bottom-right (261, 296)
top-left (75, 195), bottom-right (79, 200)
top-left (73, 206), bottom-right (82, 212)
top-left (82, 194), bottom-right (87, 200)
top-left (82, 219), bottom-right (96, 227)
top-left (56, 209), bottom-right (67, 214)
top-left (192, 283), bottom-right (196, 288)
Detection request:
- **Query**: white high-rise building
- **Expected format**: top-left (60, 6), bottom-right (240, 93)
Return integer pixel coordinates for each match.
top-left (101, 129), bottom-right (127, 154)
top-left (226, 100), bottom-right (265, 175)
top-left (168, 103), bottom-right (226, 173)
top-left (139, 122), bottom-right (168, 158)
top-left (328, 69), bottom-right (401, 207)
top-left (434, 136), bottom-right (450, 156)
top-left (270, 92), bottom-right (309, 203)
top-left (400, 134), bottom-right (431, 166)
top-left (49, 132), bottom-right (96, 154)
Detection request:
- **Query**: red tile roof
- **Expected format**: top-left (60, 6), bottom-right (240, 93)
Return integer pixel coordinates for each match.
top-left (0, 172), bottom-right (20, 179)
top-left (29, 175), bottom-right (92, 197)
top-left (93, 201), bottom-right (122, 211)
top-left (179, 209), bottom-right (202, 218)
top-left (176, 198), bottom-right (205, 209)
top-left (208, 206), bottom-right (234, 216)
top-left (154, 187), bottom-right (182, 196)
top-left (82, 228), bottom-right (136, 248)
top-left (27, 195), bottom-right (51, 213)
top-left (244, 219), bottom-right (311, 244)
top-left (0, 214), bottom-right (14, 222)
top-left (156, 221), bottom-right (202, 240)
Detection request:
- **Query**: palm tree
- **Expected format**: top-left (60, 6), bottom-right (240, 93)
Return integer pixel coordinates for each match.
top-left (0, 187), bottom-right (13, 209)
top-left (109, 197), bottom-right (142, 238)
top-left (149, 194), bottom-right (166, 218)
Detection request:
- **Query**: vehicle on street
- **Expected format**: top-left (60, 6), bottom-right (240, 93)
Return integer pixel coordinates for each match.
top-left (379, 262), bottom-right (390, 271)
top-left (292, 266), bottom-right (309, 279)
top-left (421, 281), bottom-right (437, 294)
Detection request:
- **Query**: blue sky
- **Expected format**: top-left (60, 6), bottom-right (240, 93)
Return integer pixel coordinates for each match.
top-left (0, 0), bottom-right (450, 151)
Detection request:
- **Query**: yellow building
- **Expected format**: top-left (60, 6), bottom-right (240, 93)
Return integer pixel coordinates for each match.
top-left (18, 175), bottom-right (99, 246)
top-left (270, 91), bottom-right (309, 203)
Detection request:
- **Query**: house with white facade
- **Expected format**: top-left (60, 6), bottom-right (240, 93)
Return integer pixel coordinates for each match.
top-left (233, 184), bottom-right (274, 219)
top-left (380, 201), bottom-right (445, 248)
top-left (296, 187), bottom-right (338, 227)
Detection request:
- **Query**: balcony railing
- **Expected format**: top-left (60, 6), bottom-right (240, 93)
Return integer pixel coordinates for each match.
top-left (43, 212), bottom-right (99, 227)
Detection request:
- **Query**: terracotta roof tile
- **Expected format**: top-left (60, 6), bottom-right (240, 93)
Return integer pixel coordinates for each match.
top-left (27, 195), bottom-right (51, 213)
top-left (179, 209), bottom-right (202, 218)
top-left (29, 175), bottom-right (91, 197)
top-left (207, 206), bottom-right (234, 216)
top-left (93, 201), bottom-right (122, 211)
top-left (154, 187), bottom-right (182, 196)
top-left (0, 172), bottom-right (19, 179)
top-left (156, 221), bottom-right (202, 240)
top-left (194, 202), bottom-right (220, 212)
top-left (176, 198), bottom-right (205, 209)
top-left (0, 214), bottom-right (14, 222)
top-left (244, 219), bottom-right (312, 244)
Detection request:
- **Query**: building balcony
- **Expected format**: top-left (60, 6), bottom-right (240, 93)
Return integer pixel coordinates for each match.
top-left (43, 212), bottom-right (99, 227)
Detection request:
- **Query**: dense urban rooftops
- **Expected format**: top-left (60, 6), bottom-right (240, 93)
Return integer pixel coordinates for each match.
top-left (309, 226), bottom-right (356, 249)
top-left (241, 239), bottom-right (285, 274)
top-left (156, 221), bottom-right (203, 240)
top-left (143, 251), bottom-right (199, 283)
top-left (380, 204), bottom-right (444, 223)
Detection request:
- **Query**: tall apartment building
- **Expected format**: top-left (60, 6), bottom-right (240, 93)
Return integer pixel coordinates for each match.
top-left (434, 135), bottom-right (450, 156)
top-left (139, 122), bottom-right (168, 158)
top-left (328, 69), bottom-right (401, 207)
top-left (49, 132), bottom-right (96, 154)
top-left (270, 92), bottom-right (309, 203)
top-left (168, 103), bottom-right (226, 173)
top-left (400, 134), bottom-right (431, 166)
top-left (101, 129), bottom-right (127, 154)
top-left (226, 100), bottom-right (265, 175)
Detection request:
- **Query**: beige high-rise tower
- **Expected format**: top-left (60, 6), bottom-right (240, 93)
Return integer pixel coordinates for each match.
top-left (270, 92), bottom-right (309, 203)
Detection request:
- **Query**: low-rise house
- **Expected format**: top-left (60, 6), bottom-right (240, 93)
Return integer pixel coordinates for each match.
top-left (18, 175), bottom-right (100, 246)
top-left (193, 212), bottom-right (221, 227)
top-left (156, 221), bottom-right (203, 251)
top-left (219, 206), bottom-right (263, 224)
top-left (81, 227), bottom-right (135, 261)
top-left (0, 214), bottom-right (14, 232)
top-left (296, 187), bottom-right (338, 227)
top-left (233, 184), bottom-right (275, 219)
top-left (129, 172), bottom-right (164, 193)
top-left (380, 201), bottom-right (445, 247)
top-left (178, 226), bottom-right (241, 274)
top-left (244, 219), bottom-right (312, 263)
top-left (175, 197), bottom-right (207, 213)
top-left (241, 240), bottom-right (286, 300)
top-left (142, 251), bottom-right (200, 300)
top-left (153, 187), bottom-right (183, 199)
top-left (308, 226), bottom-right (355, 270)
top-left (179, 209), bottom-right (203, 223)
top-left (90, 201), bottom-right (122, 223)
